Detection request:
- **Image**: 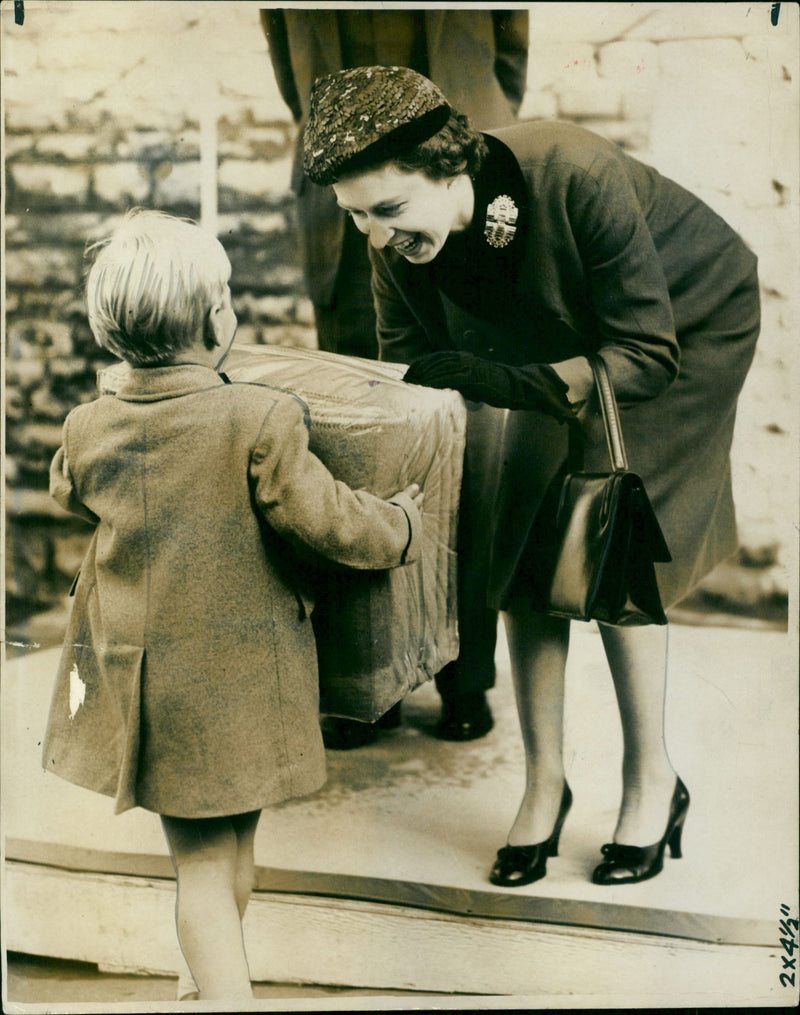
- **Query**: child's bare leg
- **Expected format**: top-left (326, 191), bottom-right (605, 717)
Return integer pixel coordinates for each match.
top-left (161, 813), bottom-right (254, 1001)
top-left (170, 810), bottom-right (260, 999)
top-left (231, 810), bottom-right (261, 918)
top-left (175, 950), bottom-right (199, 1002)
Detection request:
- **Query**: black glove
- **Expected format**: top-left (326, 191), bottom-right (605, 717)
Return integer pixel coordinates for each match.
top-left (403, 351), bottom-right (575, 423)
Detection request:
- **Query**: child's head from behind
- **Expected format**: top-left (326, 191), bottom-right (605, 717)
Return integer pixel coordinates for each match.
top-left (87, 209), bottom-right (233, 367)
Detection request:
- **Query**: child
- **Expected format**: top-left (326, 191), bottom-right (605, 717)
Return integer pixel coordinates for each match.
top-left (42, 209), bottom-right (423, 1001)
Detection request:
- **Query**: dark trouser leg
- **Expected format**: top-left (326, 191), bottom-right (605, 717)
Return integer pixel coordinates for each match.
top-left (434, 403), bottom-right (506, 739)
top-left (434, 474), bottom-right (499, 701)
top-left (313, 217), bottom-right (379, 359)
top-left (315, 221), bottom-right (399, 749)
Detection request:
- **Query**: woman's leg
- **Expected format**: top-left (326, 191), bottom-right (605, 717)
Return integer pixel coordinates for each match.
top-left (161, 813), bottom-right (255, 1001)
top-left (598, 623), bottom-right (678, 844)
top-left (503, 605), bottom-right (571, 845)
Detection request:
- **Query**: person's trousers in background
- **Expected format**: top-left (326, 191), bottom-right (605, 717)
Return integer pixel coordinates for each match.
top-left (434, 401), bottom-right (503, 702)
top-left (313, 216), bottom-right (378, 359)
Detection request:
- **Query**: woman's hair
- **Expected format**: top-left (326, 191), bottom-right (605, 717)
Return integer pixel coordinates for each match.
top-left (86, 209), bottom-right (231, 367)
top-left (340, 111), bottom-right (489, 184)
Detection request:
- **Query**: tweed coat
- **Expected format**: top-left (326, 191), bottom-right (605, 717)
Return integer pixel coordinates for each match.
top-left (42, 365), bottom-right (420, 818)
top-left (262, 8), bottom-right (529, 306)
top-left (372, 121), bottom-right (760, 611)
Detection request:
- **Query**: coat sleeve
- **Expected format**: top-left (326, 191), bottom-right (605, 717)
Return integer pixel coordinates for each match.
top-left (370, 247), bottom-right (433, 366)
top-left (49, 416), bottom-right (100, 525)
top-left (250, 394), bottom-right (422, 569)
top-left (493, 11), bottom-right (529, 115)
top-left (566, 151), bottom-right (680, 403)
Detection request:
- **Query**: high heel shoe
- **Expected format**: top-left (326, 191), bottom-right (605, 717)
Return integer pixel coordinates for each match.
top-left (592, 776), bottom-right (690, 886)
top-left (489, 783), bottom-right (573, 887)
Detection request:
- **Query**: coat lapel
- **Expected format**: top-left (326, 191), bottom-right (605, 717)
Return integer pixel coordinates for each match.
top-left (382, 252), bottom-right (454, 351)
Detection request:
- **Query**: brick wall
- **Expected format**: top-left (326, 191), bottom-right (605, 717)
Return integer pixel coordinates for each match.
top-left (4, 3), bottom-right (798, 638)
top-left (4, 2), bottom-right (312, 632)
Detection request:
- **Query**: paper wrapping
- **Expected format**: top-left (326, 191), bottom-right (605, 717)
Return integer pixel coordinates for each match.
top-left (98, 345), bottom-right (466, 722)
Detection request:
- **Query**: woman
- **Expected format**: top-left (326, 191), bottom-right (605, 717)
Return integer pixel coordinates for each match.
top-left (301, 66), bottom-right (760, 886)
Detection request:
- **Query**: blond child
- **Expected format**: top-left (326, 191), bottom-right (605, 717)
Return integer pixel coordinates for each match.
top-left (42, 209), bottom-right (422, 1000)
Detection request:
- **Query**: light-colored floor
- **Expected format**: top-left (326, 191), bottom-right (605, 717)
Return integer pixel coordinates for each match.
top-left (3, 616), bottom-right (799, 1008)
top-left (5, 951), bottom-right (431, 1005)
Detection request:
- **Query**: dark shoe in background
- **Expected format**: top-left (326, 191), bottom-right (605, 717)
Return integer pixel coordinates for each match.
top-left (321, 701), bottom-right (403, 750)
top-left (434, 692), bottom-right (493, 741)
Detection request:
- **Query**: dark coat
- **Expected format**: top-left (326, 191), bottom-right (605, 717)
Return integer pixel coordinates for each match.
top-left (372, 121), bottom-right (760, 610)
top-left (262, 8), bottom-right (529, 305)
top-left (42, 365), bottom-right (420, 817)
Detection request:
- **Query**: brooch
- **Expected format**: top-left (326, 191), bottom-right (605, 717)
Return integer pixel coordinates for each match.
top-left (484, 194), bottom-right (519, 248)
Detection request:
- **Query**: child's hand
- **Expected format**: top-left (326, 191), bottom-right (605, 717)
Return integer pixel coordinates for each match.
top-left (399, 483), bottom-right (424, 511)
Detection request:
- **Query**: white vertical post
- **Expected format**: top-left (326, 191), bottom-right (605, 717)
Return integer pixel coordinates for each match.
top-left (199, 85), bottom-right (219, 236)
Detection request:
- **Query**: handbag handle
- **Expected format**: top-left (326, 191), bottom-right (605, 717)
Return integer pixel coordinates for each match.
top-left (588, 355), bottom-right (628, 472)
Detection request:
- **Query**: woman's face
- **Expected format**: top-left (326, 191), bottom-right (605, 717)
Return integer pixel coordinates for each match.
top-left (333, 164), bottom-right (473, 265)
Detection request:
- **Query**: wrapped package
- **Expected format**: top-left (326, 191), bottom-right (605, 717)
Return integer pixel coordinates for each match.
top-left (99, 344), bottom-right (466, 722)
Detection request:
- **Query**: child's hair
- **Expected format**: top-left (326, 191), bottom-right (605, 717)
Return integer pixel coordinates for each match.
top-left (86, 208), bottom-right (231, 366)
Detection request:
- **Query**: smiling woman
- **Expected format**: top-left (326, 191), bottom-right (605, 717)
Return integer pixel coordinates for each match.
top-left (333, 165), bottom-right (474, 263)
top-left (301, 64), bottom-right (761, 893)
top-left (304, 65), bottom-right (481, 265)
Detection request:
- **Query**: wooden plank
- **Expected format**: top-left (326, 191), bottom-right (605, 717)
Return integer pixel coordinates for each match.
top-left (5, 860), bottom-right (782, 1004)
top-left (5, 836), bottom-right (776, 947)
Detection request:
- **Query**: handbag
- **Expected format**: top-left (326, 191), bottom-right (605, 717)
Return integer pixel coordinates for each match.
top-left (534, 356), bottom-right (672, 626)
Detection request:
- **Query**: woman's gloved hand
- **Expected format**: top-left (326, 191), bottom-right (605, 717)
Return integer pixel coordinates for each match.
top-left (403, 351), bottom-right (575, 423)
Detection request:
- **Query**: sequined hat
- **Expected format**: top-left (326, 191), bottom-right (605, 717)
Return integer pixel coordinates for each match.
top-left (302, 66), bottom-right (451, 186)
